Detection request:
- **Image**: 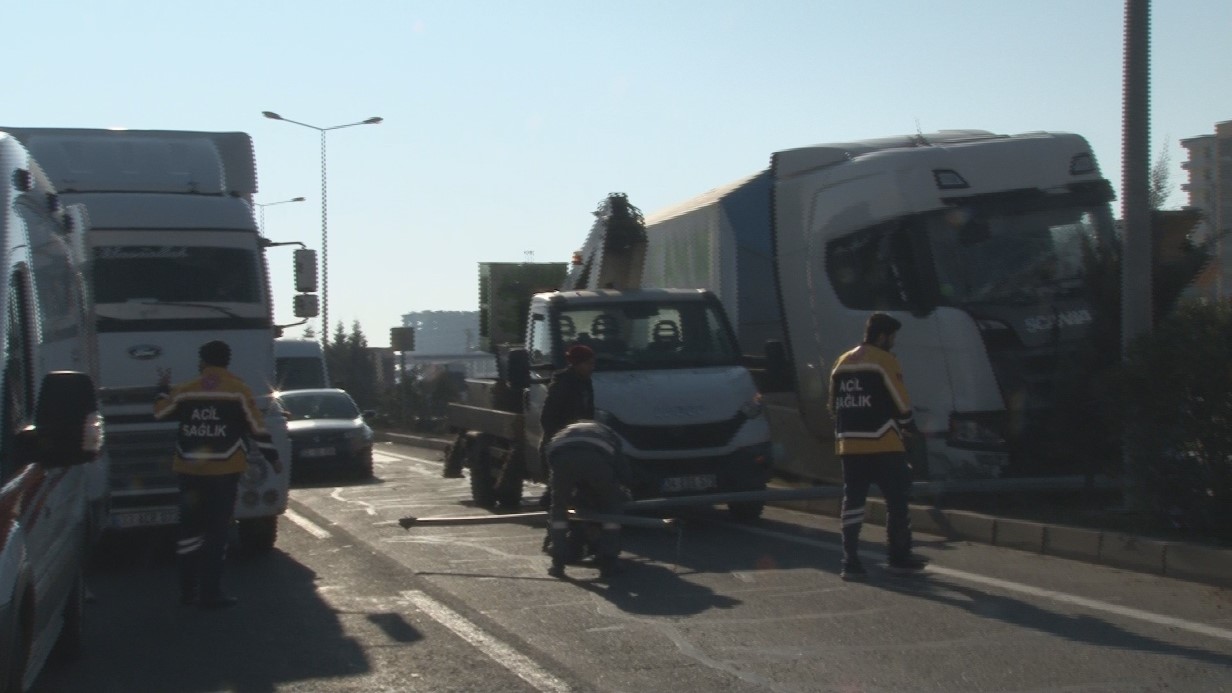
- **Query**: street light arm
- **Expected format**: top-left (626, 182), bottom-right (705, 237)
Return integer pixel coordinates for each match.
top-left (259, 239), bottom-right (307, 249)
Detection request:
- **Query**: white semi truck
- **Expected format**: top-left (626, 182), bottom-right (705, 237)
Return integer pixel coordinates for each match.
top-left (2, 127), bottom-right (304, 551)
top-left (640, 130), bottom-right (1116, 482)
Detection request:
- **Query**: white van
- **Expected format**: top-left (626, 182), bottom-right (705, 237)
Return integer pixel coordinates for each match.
top-left (0, 133), bottom-right (104, 691)
top-left (274, 338), bottom-right (329, 391)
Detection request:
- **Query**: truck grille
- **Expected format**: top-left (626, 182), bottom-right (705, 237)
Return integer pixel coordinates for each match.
top-left (606, 414), bottom-right (746, 451)
top-left (107, 427), bottom-right (178, 492)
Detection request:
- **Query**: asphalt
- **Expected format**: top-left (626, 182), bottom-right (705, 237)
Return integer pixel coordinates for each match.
top-left (376, 430), bottom-right (1232, 589)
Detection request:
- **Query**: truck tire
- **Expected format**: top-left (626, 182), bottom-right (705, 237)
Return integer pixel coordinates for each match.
top-left (494, 444), bottom-right (525, 508)
top-left (238, 516), bottom-right (279, 554)
top-left (468, 437), bottom-right (497, 509)
top-left (727, 501), bottom-right (765, 522)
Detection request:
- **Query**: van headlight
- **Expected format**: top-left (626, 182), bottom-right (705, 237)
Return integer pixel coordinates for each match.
top-left (739, 393), bottom-right (764, 419)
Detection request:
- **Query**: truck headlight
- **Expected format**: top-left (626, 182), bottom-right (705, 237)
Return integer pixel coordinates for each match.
top-left (241, 454), bottom-right (270, 488)
top-left (739, 393), bottom-right (764, 419)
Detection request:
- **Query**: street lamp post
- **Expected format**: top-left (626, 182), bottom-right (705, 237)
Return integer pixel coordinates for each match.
top-left (262, 111), bottom-right (383, 346)
top-left (254, 196), bottom-right (305, 235)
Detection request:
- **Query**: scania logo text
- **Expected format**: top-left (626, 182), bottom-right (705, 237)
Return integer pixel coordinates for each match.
top-left (127, 344), bottom-right (162, 360)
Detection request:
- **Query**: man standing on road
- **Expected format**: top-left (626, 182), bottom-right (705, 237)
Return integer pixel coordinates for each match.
top-left (536, 344), bottom-right (597, 509)
top-left (829, 313), bottom-right (927, 581)
top-left (154, 340), bottom-right (282, 609)
top-left (544, 421), bottom-right (632, 580)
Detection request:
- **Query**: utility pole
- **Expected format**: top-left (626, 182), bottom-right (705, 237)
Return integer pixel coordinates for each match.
top-left (1121, 0), bottom-right (1152, 509)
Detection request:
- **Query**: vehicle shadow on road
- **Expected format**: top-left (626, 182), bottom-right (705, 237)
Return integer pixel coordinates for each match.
top-left (33, 530), bottom-right (373, 693)
top-left (568, 561), bottom-right (744, 617)
top-left (876, 575), bottom-right (1232, 667)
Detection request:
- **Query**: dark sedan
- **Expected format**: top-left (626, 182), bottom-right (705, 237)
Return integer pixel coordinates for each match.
top-left (275, 389), bottom-right (375, 479)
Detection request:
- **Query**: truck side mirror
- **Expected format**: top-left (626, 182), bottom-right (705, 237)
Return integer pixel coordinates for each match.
top-left (294, 249), bottom-right (318, 293)
top-left (293, 293), bottom-right (319, 318)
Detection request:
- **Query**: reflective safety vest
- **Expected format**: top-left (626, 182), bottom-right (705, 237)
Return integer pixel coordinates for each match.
top-left (153, 366), bottom-right (277, 475)
top-left (829, 344), bottom-right (914, 455)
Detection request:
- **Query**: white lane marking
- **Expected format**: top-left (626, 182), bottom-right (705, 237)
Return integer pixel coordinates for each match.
top-left (284, 508), bottom-right (332, 539)
top-left (401, 590), bottom-right (571, 693)
top-left (726, 522), bottom-right (1232, 643)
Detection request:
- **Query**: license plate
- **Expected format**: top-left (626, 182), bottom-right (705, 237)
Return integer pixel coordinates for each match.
top-left (660, 474), bottom-right (716, 493)
top-left (301, 446), bottom-right (336, 458)
top-left (111, 508), bottom-right (179, 528)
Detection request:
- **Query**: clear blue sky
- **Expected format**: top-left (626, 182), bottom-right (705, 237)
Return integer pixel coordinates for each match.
top-left (6, 1), bottom-right (1230, 347)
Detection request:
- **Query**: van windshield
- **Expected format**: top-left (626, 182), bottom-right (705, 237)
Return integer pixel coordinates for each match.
top-left (556, 300), bottom-right (740, 370)
top-left (276, 356), bottom-right (328, 391)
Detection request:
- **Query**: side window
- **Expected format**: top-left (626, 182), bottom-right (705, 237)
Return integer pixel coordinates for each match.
top-left (0, 268), bottom-right (35, 481)
top-left (825, 221), bottom-right (912, 311)
top-left (527, 312), bottom-right (552, 367)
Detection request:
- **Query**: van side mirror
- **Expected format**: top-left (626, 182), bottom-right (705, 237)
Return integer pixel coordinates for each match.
top-left (505, 348), bottom-right (531, 392)
top-left (24, 371), bottom-right (102, 468)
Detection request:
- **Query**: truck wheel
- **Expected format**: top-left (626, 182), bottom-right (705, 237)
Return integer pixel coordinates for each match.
top-left (238, 516), bottom-right (279, 554)
top-left (728, 501), bottom-right (765, 522)
top-left (468, 439), bottom-right (497, 509)
top-left (494, 452), bottom-right (524, 509)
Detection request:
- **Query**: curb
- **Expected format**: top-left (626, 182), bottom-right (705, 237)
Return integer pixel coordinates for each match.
top-left (375, 431), bottom-right (1231, 589)
top-left (771, 491), bottom-right (1232, 589)
top-left (376, 430), bottom-right (453, 451)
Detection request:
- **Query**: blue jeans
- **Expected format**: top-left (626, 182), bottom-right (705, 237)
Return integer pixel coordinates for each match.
top-left (840, 453), bottom-right (913, 565)
top-left (177, 473), bottom-right (240, 599)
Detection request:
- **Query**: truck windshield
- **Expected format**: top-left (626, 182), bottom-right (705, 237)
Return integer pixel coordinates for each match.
top-left (556, 300), bottom-right (740, 370)
top-left (92, 245), bottom-right (261, 304)
top-left (924, 201), bottom-right (1113, 306)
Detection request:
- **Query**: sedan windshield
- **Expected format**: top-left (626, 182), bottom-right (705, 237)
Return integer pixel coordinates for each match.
top-left (278, 392), bottom-right (361, 421)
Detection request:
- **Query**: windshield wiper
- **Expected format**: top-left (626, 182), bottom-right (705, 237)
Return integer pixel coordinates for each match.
top-left (134, 300), bottom-right (242, 319)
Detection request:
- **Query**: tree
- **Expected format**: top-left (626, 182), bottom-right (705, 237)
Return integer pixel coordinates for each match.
top-left (1148, 137), bottom-right (1174, 211)
top-left (324, 320), bottom-right (379, 408)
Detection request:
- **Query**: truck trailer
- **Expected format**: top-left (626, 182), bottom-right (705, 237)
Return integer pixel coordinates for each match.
top-left (2, 127), bottom-right (301, 551)
top-left (639, 130), bottom-right (1117, 482)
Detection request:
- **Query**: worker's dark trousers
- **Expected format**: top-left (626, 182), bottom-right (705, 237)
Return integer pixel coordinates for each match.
top-left (840, 453), bottom-right (912, 565)
top-left (548, 448), bottom-right (626, 563)
top-left (177, 473), bottom-right (240, 600)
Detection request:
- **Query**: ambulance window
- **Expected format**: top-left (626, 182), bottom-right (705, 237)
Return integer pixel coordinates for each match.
top-left (0, 269), bottom-right (35, 481)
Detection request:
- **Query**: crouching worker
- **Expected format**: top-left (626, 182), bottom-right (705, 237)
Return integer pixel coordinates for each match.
top-left (545, 421), bottom-right (631, 580)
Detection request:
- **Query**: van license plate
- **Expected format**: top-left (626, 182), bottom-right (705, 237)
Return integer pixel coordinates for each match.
top-left (660, 474), bottom-right (716, 493)
top-left (302, 447), bottom-right (336, 458)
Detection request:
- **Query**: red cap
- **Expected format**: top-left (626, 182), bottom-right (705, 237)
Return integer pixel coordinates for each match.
top-left (565, 344), bottom-right (595, 364)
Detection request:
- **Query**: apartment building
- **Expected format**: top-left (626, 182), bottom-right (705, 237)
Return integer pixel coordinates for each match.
top-left (1181, 120), bottom-right (1232, 298)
